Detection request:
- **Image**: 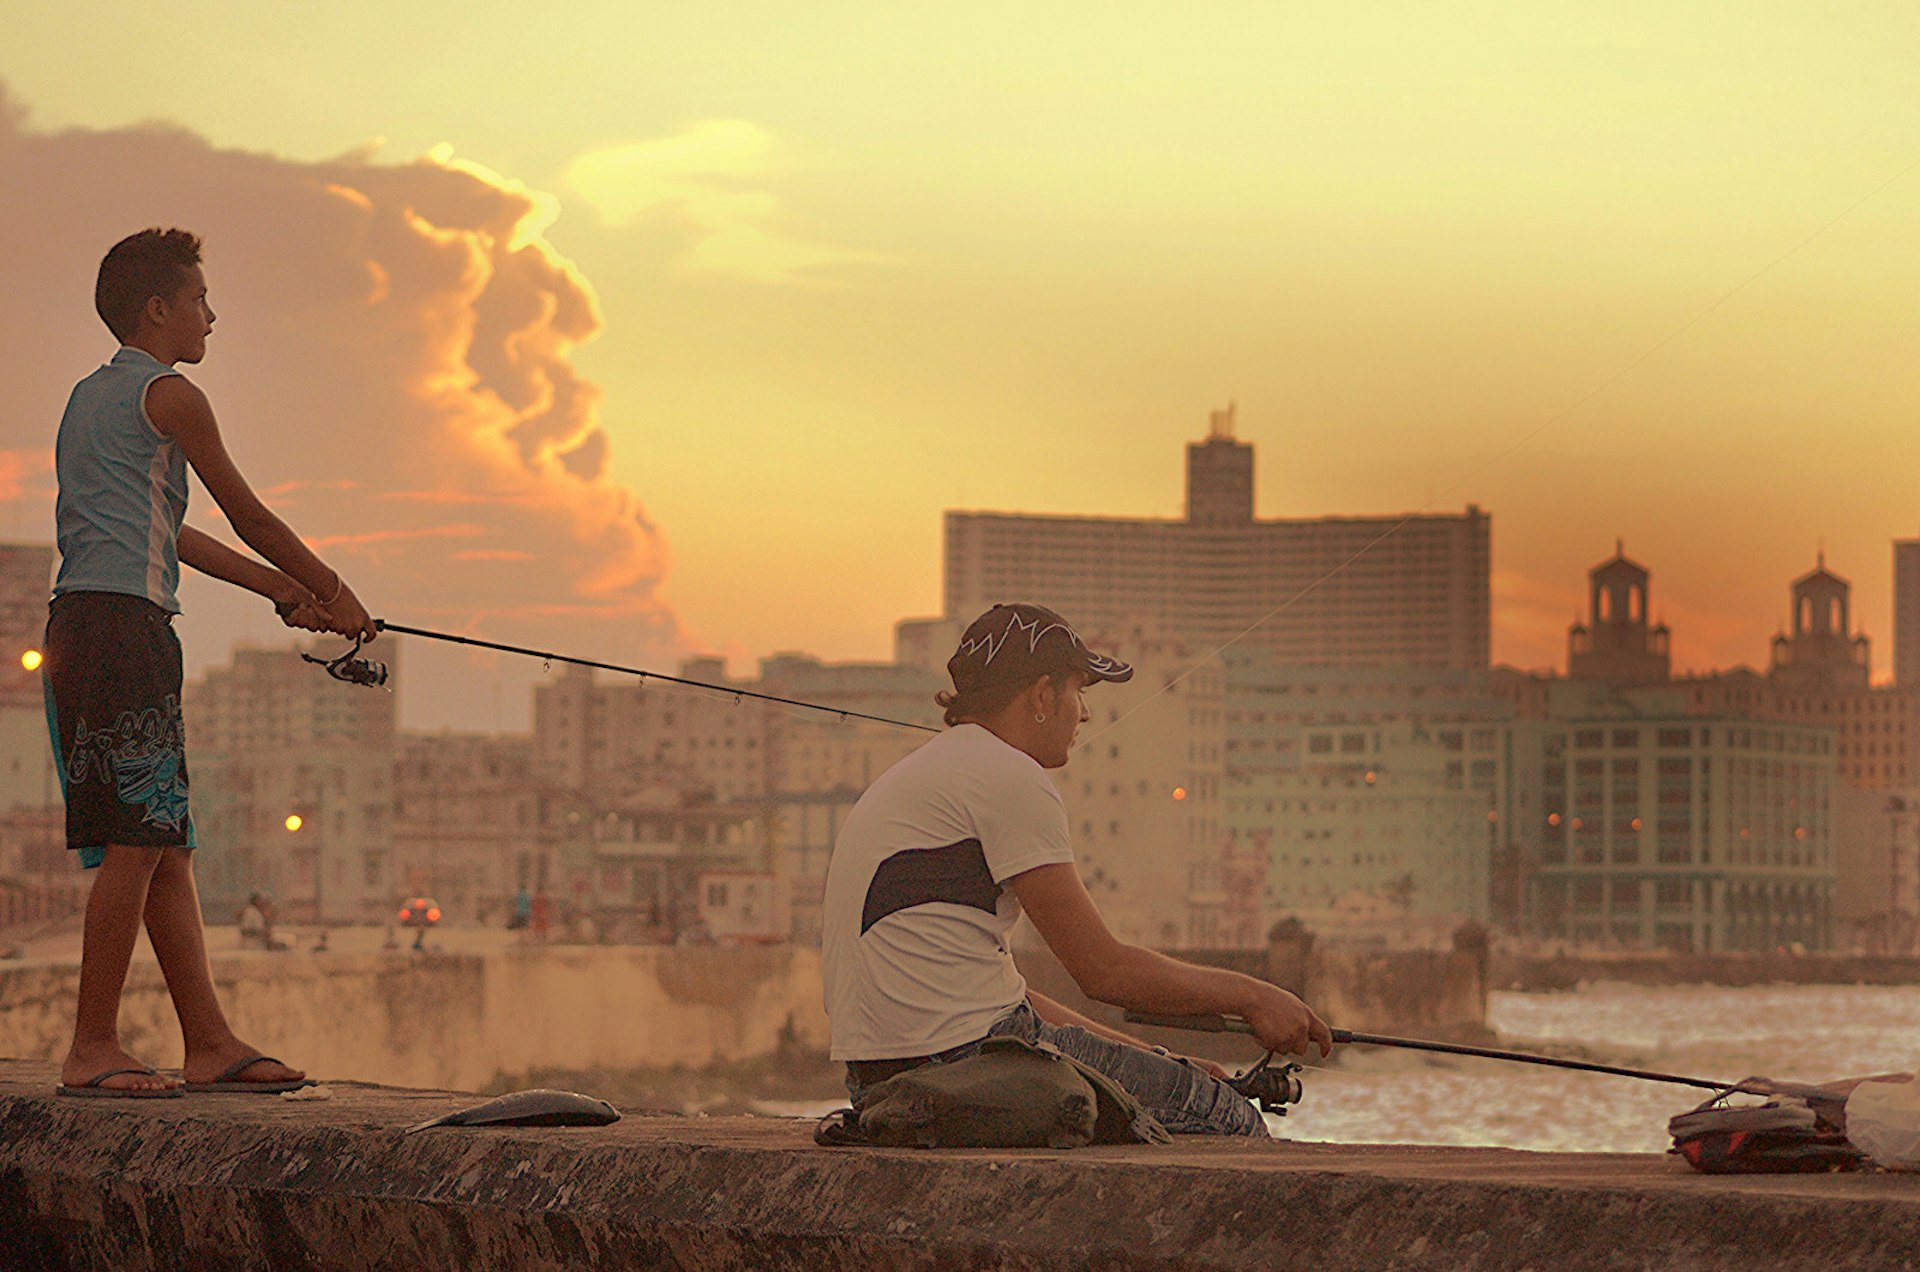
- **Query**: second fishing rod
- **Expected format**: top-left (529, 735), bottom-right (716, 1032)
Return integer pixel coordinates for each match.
top-left (1123, 1011), bottom-right (1836, 1103)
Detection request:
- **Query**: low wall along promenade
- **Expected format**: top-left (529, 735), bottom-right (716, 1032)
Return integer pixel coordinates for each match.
top-left (0, 931), bottom-right (1488, 1089)
top-left (0, 939), bottom-right (829, 1091)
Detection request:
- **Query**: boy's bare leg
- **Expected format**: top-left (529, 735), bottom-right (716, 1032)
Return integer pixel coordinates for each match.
top-left (144, 847), bottom-right (304, 1085)
top-left (63, 844), bottom-right (174, 1092)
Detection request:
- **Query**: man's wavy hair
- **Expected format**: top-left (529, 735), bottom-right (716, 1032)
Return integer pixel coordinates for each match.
top-left (95, 228), bottom-right (202, 342)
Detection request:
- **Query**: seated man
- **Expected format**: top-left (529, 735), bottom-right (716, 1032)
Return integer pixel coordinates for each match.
top-left (821, 603), bottom-right (1333, 1136)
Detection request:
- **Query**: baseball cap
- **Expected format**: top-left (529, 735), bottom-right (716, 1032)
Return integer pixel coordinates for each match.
top-left (947, 603), bottom-right (1133, 693)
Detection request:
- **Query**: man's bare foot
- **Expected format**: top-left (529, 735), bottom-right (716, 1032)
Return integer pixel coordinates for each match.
top-left (182, 1041), bottom-right (304, 1087)
top-left (62, 1043), bottom-right (176, 1093)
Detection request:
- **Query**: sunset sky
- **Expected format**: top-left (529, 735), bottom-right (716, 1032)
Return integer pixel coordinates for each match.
top-left (3, 3), bottom-right (1917, 729)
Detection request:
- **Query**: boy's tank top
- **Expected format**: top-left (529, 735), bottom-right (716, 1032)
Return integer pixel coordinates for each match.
top-left (52, 347), bottom-right (189, 612)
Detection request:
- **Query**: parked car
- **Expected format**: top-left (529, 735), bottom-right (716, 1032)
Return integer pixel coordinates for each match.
top-left (397, 897), bottom-right (442, 929)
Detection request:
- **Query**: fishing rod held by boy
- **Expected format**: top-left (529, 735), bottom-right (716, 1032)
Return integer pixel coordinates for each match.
top-left (301, 618), bottom-right (941, 733)
top-left (1122, 1011), bottom-right (1840, 1100)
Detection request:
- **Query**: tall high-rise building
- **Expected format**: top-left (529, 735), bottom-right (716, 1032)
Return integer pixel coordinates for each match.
top-left (1896, 537), bottom-right (1920, 689)
top-left (931, 411), bottom-right (1490, 671)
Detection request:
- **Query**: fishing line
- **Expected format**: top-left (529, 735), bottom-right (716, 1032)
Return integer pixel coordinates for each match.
top-left (1082, 150), bottom-right (1920, 747)
top-left (372, 620), bottom-right (938, 734)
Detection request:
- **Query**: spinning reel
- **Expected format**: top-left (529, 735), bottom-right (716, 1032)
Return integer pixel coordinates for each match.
top-left (301, 633), bottom-right (389, 688)
top-left (1226, 1052), bottom-right (1307, 1115)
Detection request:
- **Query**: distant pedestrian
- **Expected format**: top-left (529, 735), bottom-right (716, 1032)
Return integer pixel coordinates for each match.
top-left (43, 228), bottom-right (372, 1096)
top-left (237, 894), bottom-right (268, 950)
top-left (530, 890), bottom-right (551, 944)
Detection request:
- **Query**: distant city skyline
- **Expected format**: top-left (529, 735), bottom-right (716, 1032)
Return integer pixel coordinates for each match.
top-left (2, 6), bottom-right (1917, 730)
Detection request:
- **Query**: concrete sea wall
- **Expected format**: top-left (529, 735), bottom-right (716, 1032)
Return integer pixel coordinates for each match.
top-left (4, 1058), bottom-right (1919, 1271)
top-left (0, 944), bottom-right (828, 1090)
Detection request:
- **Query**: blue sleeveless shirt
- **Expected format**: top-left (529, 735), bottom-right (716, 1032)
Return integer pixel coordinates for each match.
top-left (52, 347), bottom-right (189, 612)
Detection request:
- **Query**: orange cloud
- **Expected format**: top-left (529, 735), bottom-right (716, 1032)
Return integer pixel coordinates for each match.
top-left (0, 84), bottom-right (677, 726)
top-left (452, 549), bottom-right (537, 563)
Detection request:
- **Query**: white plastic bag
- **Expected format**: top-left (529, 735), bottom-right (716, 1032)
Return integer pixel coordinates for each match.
top-left (1845, 1078), bottom-right (1920, 1169)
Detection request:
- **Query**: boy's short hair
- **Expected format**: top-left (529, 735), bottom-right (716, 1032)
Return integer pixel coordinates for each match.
top-left (95, 228), bottom-right (202, 341)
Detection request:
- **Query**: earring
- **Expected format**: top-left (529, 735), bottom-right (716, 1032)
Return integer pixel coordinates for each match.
top-left (1035, 712), bottom-right (1047, 724)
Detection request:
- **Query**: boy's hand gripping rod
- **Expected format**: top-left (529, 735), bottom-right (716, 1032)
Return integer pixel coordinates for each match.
top-left (1122, 1012), bottom-right (1827, 1099)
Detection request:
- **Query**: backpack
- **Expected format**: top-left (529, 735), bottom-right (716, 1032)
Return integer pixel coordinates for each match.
top-left (1669, 1089), bottom-right (1866, 1174)
top-left (815, 1036), bottom-right (1171, 1149)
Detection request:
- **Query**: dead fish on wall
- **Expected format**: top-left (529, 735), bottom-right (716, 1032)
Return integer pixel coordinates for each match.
top-left (405, 1089), bottom-right (621, 1134)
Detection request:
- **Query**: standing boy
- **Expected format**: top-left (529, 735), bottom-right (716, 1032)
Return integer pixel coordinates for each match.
top-left (44, 227), bottom-right (375, 1096)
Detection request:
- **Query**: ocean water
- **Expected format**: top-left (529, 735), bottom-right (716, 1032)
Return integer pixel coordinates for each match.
top-left (1274, 983), bottom-right (1920, 1153)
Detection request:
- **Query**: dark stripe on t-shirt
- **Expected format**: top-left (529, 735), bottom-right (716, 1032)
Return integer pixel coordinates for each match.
top-left (860, 838), bottom-right (1001, 935)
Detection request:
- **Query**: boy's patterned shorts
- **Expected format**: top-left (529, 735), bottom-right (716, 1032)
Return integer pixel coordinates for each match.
top-left (42, 592), bottom-right (194, 867)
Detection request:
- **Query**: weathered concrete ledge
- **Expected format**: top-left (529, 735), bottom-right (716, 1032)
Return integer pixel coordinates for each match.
top-left (4, 1058), bottom-right (1919, 1271)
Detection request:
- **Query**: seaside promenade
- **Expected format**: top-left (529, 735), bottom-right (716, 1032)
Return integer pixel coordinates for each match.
top-left (5, 1057), bottom-right (1919, 1270)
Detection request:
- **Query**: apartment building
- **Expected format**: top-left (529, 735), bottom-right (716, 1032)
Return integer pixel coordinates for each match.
top-left (1529, 698), bottom-right (1834, 952)
top-left (392, 731), bottom-right (547, 923)
top-left (927, 408), bottom-right (1490, 672)
top-left (186, 641), bottom-right (397, 923)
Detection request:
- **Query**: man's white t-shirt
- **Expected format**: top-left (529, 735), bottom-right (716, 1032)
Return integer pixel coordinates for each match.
top-left (821, 723), bottom-right (1075, 1060)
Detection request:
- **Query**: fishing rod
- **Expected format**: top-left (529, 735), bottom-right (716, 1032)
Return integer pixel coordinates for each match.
top-left (1123, 1012), bottom-right (1828, 1100)
top-left (321, 620), bottom-right (941, 734)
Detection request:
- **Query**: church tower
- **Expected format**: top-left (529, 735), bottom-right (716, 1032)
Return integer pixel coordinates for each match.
top-left (1769, 553), bottom-right (1870, 693)
top-left (1567, 542), bottom-right (1671, 686)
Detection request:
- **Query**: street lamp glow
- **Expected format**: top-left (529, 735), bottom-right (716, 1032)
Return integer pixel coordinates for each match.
top-left (20, 649), bottom-right (41, 672)
top-left (284, 814), bottom-right (303, 833)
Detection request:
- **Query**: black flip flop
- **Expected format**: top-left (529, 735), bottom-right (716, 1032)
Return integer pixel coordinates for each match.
top-left (183, 1054), bottom-right (312, 1094)
top-left (56, 1066), bottom-right (183, 1099)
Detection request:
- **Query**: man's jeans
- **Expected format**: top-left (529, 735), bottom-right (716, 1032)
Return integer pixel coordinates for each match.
top-left (845, 1003), bottom-right (1268, 1137)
